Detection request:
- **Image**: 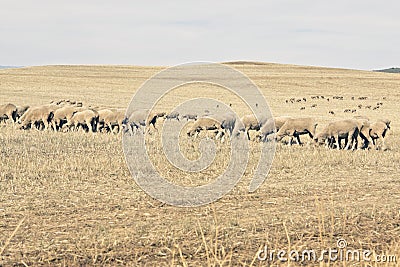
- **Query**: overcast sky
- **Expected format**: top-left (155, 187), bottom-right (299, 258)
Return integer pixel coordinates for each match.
top-left (1, 0), bottom-right (399, 70)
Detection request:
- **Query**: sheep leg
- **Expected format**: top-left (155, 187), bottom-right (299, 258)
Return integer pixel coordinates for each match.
top-left (34, 121), bottom-right (42, 131)
top-left (381, 136), bottom-right (386, 150)
top-left (324, 138), bottom-right (330, 149)
top-left (51, 120), bottom-right (58, 131)
top-left (221, 132), bottom-right (226, 143)
top-left (350, 136), bottom-right (357, 150)
top-left (43, 120), bottom-right (49, 131)
top-left (246, 129), bottom-right (251, 140)
top-left (336, 135), bottom-right (340, 150)
top-left (107, 123), bottom-right (113, 134)
top-left (287, 136), bottom-right (293, 146)
top-left (367, 137), bottom-right (374, 149)
top-left (372, 137), bottom-right (377, 146)
top-left (87, 120), bottom-right (93, 133)
top-left (344, 138), bottom-right (351, 150)
top-left (295, 135), bottom-right (302, 145)
top-left (215, 130), bottom-right (221, 140)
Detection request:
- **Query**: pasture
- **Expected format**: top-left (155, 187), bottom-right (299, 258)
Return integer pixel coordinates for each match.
top-left (1, 63), bottom-right (400, 266)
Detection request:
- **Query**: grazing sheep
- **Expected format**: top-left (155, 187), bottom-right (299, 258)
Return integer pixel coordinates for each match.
top-left (97, 109), bottom-right (115, 132)
top-left (234, 114), bottom-right (268, 140)
top-left (52, 106), bottom-right (85, 131)
top-left (369, 119), bottom-right (391, 150)
top-left (127, 109), bottom-right (166, 134)
top-left (0, 103), bottom-right (18, 123)
top-left (126, 109), bottom-right (148, 134)
top-left (256, 119), bottom-right (275, 142)
top-left (166, 111), bottom-right (180, 121)
top-left (313, 126), bottom-right (332, 148)
top-left (50, 99), bottom-right (72, 107)
top-left (147, 111), bottom-right (166, 131)
top-left (314, 119), bottom-right (359, 150)
top-left (66, 109), bottom-right (99, 133)
top-left (19, 105), bottom-right (59, 130)
top-left (352, 116), bottom-right (372, 149)
top-left (15, 105), bottom-right (30, 121)
top-left (187, 117), bottom-right (225, 141)
top-left (181, 113), bottom-right (198, 121)
top-left (103, 109), bottom-right (126, 134)
top-left (207, 112), bottom-right (236, 137)
top-left (256, 116), bottom-right (292, 142)
top-left (276, 117), bottom-right (318, 145)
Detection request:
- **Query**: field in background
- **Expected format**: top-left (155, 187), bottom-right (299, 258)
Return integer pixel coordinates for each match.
top-left (1, 63), bottom-right (400, 266)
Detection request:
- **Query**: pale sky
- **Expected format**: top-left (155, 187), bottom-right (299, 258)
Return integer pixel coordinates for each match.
top-left (1, 0), bottom-right (399, 70)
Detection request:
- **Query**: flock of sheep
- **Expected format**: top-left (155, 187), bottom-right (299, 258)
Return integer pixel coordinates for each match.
top-left (0, 100), bottom-right (391, 150)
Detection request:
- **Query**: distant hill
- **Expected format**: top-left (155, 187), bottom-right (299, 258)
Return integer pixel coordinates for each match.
top-left (0, 66), bottom-right (23, 69)
top-left (374, 67), bottom-right (400, 73)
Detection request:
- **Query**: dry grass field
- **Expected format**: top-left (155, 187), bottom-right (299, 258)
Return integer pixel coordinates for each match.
top-left (1, 63), bottom-right (400, 266)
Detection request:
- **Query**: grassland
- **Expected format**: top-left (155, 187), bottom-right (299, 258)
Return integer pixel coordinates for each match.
top-left (1, 63), bottom-right (400, 266)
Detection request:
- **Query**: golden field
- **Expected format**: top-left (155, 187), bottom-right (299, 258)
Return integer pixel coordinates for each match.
top-left (1, 62), bottom-right (400, 266)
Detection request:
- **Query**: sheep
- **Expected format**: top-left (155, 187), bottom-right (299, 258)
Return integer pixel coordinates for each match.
top-left (352, 116), bottom-right (373, 149)
top-left (206, 112), bottom-right (236, 137)
top-left (65, 109), bottom-right (99, 133)
top-left (187, 117), bottom-right (225, 141)
top-left (126, 109), bottom-right (148, 134)
top-left (313, 126), bottom-right (332, 148)
top-left (52, 106), bottom-right (85, 131)
top-left (103, 109), bottom-right (126, 134)
top-left (256, 116), bottom-right (292, 142)
top-left (97, 109), bottom-right (115, 132)
top-left (314, 119), bottom-right (359, 150)
top-left (15, 105), bottom-right (30, 121)
top-left (276, 117), bottom-right (318, 145)
top-left (126, 109), bottom-right (166, 134)
top-left (19, 105), bottom-right (59, 130)
top-left (166, 111), bottom-right (180, 121)
top-left (0, 103), bottom-right (18, 123)
top-left (369, 119), bottom-right (391, 150)
top-left (181, 113), bottom-right (198, 121)
top-left (220, 112), bottom-right (236, 137)
top-left (146, 111), bottom-right (166, 132)
top-left (234, 114), bottom-right (268, 140)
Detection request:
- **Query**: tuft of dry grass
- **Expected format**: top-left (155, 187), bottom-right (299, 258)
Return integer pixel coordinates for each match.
top-left (1, 63), bottom-right (400, 266)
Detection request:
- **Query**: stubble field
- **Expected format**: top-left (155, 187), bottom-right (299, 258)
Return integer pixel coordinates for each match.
top-left (1, 62), bottom-right (400, 266)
